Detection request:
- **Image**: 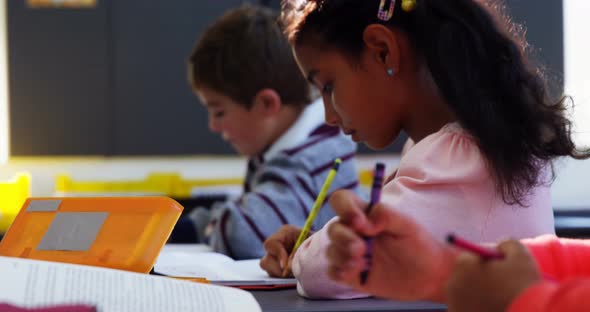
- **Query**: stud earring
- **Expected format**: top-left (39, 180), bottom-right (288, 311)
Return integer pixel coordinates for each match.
top-left (386, 68), bottom-right (395, 77)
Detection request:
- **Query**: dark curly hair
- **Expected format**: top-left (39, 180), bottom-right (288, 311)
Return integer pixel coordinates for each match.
top-left (282, 0), bottom-right (590, 205)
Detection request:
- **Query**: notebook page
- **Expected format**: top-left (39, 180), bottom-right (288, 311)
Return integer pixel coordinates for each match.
top-left (228, 259), bottom-right (295, 284)
top-left (155, 250), bottom-right (231, 268)
top-left (155, 259), bottom-right (295, 285)
top-left (154, 263), bottom-right (242, 280)
top-left (154, 252), bottom-right (239, 280)
top-left (0, 256), bottom-right (261, 312)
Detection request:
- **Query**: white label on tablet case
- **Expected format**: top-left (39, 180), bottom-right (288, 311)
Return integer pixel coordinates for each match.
top-left (37, 212), bottom-right (108, 251)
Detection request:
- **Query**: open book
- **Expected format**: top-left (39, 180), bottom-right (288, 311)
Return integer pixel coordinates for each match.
top-left (0, 256), bottom-right (261, 312)
top-left (154, 246), bottom-right (295, 289)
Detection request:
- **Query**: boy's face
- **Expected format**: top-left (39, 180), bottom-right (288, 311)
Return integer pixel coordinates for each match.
top-left (196, 87), bottom-right (270, 156)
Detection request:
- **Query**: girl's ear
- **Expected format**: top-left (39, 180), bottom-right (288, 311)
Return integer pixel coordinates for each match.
top-left (362, 24), bottom-right (401, 75)
top-left (252, 88), bottom-right (282, 117)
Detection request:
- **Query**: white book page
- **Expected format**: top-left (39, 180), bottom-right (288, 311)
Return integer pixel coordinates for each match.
top-left (155, 261), bottom-right (243, 281)
top-left (0, 256), bottom-right (261, 312)
top-left (155, 258), bottom-right (295, 285)
top-left (154, 252), bottom-right (238, 280)
top-left (154, 245), bottom-right (294, 285)
top-left (156, 250), bottom-right (231, 267)
top-left (226, 259), bottom-right (295, 284)
top-left (158, 244), bottom-right (213, 256)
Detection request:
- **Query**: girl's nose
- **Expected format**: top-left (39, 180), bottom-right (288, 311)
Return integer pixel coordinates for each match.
top-left (323, 101), bottom-right (340, 126)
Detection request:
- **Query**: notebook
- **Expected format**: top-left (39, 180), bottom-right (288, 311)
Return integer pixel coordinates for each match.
top-left (154, 245), bottom-right (296, 289)
top-left (0, 256), bottom-right (261, 312)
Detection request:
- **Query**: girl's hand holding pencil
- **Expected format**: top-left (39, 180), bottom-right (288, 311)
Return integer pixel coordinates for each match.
top-left (325, 189), bottom-right (455, 302)
top-left (260, 158), bottom-right (341, 278)
top-left (260, 224), bottom-right (312, 278)
top-left (280, 159), bottom-right (342, 277)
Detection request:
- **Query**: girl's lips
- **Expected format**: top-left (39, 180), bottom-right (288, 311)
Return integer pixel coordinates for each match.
top-left (343, 129), bottom-right (360, 142)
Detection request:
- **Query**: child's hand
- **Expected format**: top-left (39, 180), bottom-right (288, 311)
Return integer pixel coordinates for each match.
top-left (260, 225), bottom-right (302, 277)
top-left (446, 240), bottom-right (541, 312)
top-left (326, 190), bottom-right (455, 302)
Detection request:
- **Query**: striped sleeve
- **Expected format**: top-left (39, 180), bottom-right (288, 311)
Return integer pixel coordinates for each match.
top-left (204, 130), bottom-right (361, 260)
top-left (206, 160), bottom-right (324, 259)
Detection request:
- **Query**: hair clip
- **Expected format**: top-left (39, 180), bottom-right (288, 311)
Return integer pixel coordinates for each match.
top-left (378, 0), bottom-right (416, 21)
top-left (377, 0), bottom-right (395, 21)
top-left (401, 0), bottom-right (417, 12)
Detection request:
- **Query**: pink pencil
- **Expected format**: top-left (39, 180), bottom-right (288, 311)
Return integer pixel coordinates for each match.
top-left (447, 233), bottom-right (556, 281)
top-left (446, 234), bottom-right (504, 260)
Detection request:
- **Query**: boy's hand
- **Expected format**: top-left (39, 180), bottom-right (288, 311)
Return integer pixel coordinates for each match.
top-left (446, 240), bottom-right (541, 312)
top-left (326, 190), bottom-right (455, 302)
top-left (260, 225), bottom-right (302, 277)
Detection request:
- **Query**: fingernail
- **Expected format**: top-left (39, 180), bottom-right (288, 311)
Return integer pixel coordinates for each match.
top-left (280, 259), bottom-right (285, 270)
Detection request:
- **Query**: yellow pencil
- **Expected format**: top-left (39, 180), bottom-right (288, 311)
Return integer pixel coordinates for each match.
top-left (168, 276), bottom-right (210, 284)
top-left (282, 158), bottom-right (342, 276)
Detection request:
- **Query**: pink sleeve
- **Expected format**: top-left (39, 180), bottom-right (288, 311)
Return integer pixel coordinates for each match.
top-left (292, 124), bottom-right (552, 300)
top-left (382, 124), bottom-right (553, 242)
top-left (508, 279), bottom-right (590, 312)
top-left (524, 235), bottom-right (590, 281)
top-left (292, 125), bottom-right (493, 299)
top-left (381, 125), bottom-right (492, 242)
top-left (400, 138), bottom-right (414, 157)
top-left (291, 217), bottom-right (369, 299)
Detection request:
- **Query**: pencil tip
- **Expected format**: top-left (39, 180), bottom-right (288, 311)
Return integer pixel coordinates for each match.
top-left (333, 158), bottom-right (342, 170)
top-left (446, 234), bottom-right (455, 243)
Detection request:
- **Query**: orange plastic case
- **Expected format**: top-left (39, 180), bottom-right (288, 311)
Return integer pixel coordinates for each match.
top-left (0, 197), bottom-right (182, 273)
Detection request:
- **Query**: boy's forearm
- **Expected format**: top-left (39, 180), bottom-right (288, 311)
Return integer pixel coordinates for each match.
top-left (186, 207), bottom-right (212, 243)
top-left (206, 201), bottom-right (276, 259)
top-left (209, 229), bottom-right (265, 259)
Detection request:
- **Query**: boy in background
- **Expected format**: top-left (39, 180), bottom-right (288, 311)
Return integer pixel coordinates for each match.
top-left (171, 5), bottom-right (360, 259)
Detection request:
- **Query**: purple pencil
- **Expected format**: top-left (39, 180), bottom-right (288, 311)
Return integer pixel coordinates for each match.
top-left (360, 163), bottom-right (385, 284)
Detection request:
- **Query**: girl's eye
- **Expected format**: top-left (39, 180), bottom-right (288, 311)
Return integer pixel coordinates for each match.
top-left (322, 83), bottom-right (333, 95)
top-left (213, 111), bottom-right (225, 118)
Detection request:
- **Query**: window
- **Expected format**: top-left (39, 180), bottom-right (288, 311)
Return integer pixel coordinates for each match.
top-left (564, 0), bottom-right (590, 147)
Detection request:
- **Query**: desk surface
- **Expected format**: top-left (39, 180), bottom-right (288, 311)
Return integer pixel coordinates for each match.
top-left (249, 289), bottom-right (446, 312)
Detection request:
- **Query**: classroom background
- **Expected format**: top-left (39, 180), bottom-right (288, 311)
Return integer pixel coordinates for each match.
top-left (0, 0), bottom-right (589, 231)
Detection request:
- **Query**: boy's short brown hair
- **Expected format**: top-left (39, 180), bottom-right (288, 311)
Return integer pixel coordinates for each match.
top-left (189, 4), bottom-right (311, 109)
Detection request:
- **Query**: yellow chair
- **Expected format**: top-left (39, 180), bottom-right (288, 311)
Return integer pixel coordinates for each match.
top-left (56, 169), bottom-right (377, 198)
top-left (358, 169), bottom-right (376, 189)
top-left (55, 173), bottom-right (177, 196)
top-left (0, 173), bottom-right (31, 233)
top-left (171, 176), bottom-right (243, 198)
top-left (55, 173), bottom-right (243, 198)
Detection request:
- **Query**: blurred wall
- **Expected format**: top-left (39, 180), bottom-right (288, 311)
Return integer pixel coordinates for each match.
top-left (6, 0), bottom-right (563, 156)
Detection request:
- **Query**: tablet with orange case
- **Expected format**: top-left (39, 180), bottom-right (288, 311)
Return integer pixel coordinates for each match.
top-left (0, 197), bottom-right (182, 273)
